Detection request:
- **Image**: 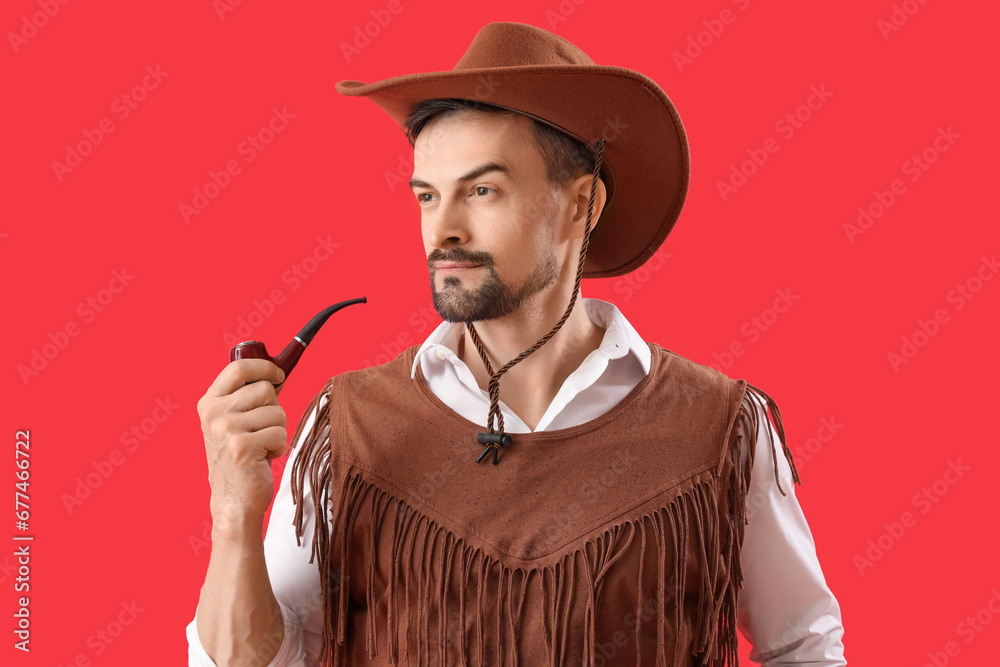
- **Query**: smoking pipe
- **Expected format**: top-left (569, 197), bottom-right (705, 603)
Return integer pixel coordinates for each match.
top-left (229, 297), bottom-right (367, 393)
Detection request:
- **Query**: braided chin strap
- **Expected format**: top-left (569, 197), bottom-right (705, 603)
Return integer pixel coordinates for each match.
top-left (467, 138), bottom-right (607, 465)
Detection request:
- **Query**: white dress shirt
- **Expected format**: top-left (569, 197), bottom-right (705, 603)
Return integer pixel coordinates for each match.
top-left (187, 298), bottom-right (846, 666)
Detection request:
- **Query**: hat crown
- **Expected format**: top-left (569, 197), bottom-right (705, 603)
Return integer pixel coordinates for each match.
top-left (453, 22), bottom-right (597, 71)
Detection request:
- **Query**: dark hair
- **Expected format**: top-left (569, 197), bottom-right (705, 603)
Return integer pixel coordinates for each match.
top-left (403, 98), bottom-right (595, 185)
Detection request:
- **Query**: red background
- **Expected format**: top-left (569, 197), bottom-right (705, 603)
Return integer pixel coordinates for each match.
top-left (3, 0), bottom-right (997, 664)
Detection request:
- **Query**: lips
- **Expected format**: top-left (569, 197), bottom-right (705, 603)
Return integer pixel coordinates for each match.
top-left (435, 262), bottom-right (481, 271)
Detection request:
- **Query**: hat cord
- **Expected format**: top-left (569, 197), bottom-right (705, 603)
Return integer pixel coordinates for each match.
top-left (468, 138), bottom-right (607, 465)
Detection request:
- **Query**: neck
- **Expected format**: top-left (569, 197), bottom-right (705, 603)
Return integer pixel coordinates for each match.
top-left (457, 292), bottom-right (606, 430)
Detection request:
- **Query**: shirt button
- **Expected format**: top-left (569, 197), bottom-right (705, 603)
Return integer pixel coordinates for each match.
top-left (435, 350), bottom-right (446, 360)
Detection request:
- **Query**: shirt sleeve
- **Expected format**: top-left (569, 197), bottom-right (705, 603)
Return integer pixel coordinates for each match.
top-left (185, 398), bottom-right (328, 667)
top-left (736, 399), bottom-right (847, 666)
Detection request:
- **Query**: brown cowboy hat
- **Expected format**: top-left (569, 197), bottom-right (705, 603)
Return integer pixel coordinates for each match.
top-left (336, 21), bottom-right (689, 279)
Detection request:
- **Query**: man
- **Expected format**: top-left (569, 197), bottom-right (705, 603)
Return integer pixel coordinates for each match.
top-left (187, 22), bottom-right (845, 666)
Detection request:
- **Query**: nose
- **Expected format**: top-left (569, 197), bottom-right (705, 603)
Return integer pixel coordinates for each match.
top-left (423, 195), bottom-right (470, 250)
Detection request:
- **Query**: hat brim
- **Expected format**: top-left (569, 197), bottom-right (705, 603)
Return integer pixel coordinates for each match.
top-left (337, 65), bottom-right (689, 279)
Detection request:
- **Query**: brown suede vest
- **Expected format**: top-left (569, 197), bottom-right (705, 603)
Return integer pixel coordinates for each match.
top-left (288, 343), bottom-right (800, 666)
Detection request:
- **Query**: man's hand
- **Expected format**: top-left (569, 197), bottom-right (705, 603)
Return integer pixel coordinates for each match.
top-left (197, 359), bottom-right (287, 525)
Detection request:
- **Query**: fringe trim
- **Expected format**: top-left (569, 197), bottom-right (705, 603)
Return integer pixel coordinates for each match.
top-left (742, 382), bottom-right (802, 497)
top-left (714, 383), bottom-right (803, 667)
top-left (287, 379), bottom-right (800, 666)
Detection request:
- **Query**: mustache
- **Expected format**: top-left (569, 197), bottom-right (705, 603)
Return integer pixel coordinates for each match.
top-left (427, 248), bottom-right (495, 269)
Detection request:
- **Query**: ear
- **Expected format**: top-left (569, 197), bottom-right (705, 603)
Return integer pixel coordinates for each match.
top-left (565, 173), bottom-right (608, 241)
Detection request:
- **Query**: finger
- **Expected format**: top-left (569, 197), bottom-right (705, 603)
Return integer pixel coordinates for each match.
top-left (228, 379), bottom-right (282, 413)
top-left (208, 359), bottom-right (285, 398)
top-left (245, 425), bottom-right (289, 459)
top-left (231, 404), bottom-right (286, 434)
top-left (205, 413), bottom-right (286, 466)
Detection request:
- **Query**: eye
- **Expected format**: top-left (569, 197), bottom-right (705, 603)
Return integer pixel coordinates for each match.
top-left (416, 192), bottom-right (438, 204)
top-left (474, 186), bottom-right (496, 196)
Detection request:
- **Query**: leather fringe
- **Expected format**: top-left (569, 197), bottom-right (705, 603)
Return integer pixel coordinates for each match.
top-left (743, 382), bottom-right (802, 496)
top-left (712, 383), bottom-right (802, 667)
top-left (287, 380), bottom-right (801, 666)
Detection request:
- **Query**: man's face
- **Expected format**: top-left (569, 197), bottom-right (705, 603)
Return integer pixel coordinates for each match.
top-left (409, 111), bottom-right (571, 323)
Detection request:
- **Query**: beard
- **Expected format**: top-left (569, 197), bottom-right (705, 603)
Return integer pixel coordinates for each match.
top-left (428, 247), bottom-right (559, 323)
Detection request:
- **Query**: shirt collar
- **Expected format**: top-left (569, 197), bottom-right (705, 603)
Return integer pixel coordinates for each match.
top-left (410, 298), bottom-right (651, 379)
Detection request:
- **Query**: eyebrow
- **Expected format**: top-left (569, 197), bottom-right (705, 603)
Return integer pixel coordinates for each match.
top-left (409, 161), bottom-right (512, 190)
